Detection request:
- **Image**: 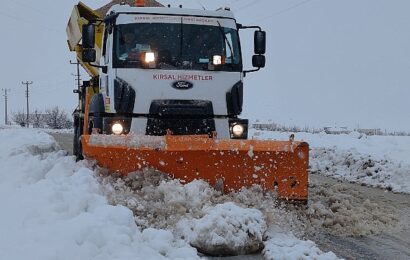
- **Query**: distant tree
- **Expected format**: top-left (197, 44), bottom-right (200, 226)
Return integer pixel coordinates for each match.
top-left (31, 109), bottom-right (45, 128)
top-left (12, 111), bottom-right (26, 127)
top-left (44, 107), bottom-right (73, 129)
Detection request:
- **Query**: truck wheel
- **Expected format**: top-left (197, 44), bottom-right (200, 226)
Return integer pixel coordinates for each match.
top-left (73, 125), bottom-right (84, 161)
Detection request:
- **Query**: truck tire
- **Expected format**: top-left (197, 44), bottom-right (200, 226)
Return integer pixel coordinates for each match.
top-left (73, 125), bottom-right (84, 161)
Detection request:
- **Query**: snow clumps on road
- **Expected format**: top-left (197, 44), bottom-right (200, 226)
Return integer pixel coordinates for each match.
top-left (304, 176), bottom-right (399, 236)
top-left (264, 230), bottom-right (338, 260)
top-left (101, 169), bottom-right (339, 258)
top-left (176, 202), bottom-right (266, 256)
top-left (101, 171), bottom-right (268, 255)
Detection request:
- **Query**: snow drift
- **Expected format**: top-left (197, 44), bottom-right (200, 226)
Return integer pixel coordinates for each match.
top-left (0, 129), bottom-right (198, 260)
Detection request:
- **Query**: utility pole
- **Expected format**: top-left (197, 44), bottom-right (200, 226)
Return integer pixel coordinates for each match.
top-left (70, 60), bottom-right (81, 91)
top-left (21, 81), bottom-right (33, 128)
top-left (2, 88), bottom-right (11, 125)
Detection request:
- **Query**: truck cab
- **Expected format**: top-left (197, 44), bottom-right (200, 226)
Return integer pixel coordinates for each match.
top-left (67, 3), bottom-right (309, 203)
top-left (80, 4), bottom-right (266, 140)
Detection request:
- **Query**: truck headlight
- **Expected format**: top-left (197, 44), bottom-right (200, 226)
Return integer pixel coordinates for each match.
top-left (112, 123), bottom-right (124, 135)
top-left (232, 124), bottom-right (244, 137)
top-left (103, 117), bottom-right (131, 135)
top-left (229, 119), bottom-right (249, 139)
top-left (145, 52), bottom-right (156, 63)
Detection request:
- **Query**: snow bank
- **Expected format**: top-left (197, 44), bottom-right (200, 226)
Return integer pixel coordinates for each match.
top-left (250, 129), bottom-right (410, 164)
top-left (0, 129), bottom-right (198, 260)
top-left (311, 148), bottom-right (410, 193)
top-left (251, 130), bottom-right (410, 193)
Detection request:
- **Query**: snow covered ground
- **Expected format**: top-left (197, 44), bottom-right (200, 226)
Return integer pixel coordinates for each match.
top-left (0, 128), bottom-right (338, 259)
top-left (251, 129), bottom-right (410, 193)
top-left (0, 129), bottom-right (197, 260)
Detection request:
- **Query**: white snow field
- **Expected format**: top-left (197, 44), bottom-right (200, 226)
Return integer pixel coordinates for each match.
top-left (0, 128), bottom-right (338, 259)
top-left (0, 129), bottom-right (198, 260)
top-left (251, 129), bottom-right (410, 193)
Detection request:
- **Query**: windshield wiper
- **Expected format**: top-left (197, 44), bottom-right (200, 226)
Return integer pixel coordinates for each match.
top-left (177, 17), bottom-right (184, 67)
top-left (217, 21), bottom-right (234, 65)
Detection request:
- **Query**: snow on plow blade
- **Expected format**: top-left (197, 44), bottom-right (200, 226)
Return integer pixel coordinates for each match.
top-left (82, 135), bottom-right (309, 202)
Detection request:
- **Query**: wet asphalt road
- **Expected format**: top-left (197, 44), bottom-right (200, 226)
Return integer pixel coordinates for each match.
top-left (308, 175), bottom-right (410, 260)
top-left (50, 133), bottom-right (74, 155)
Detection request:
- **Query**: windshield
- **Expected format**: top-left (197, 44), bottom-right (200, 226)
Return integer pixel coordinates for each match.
top-left (113, 19), bottom-right (242, 72)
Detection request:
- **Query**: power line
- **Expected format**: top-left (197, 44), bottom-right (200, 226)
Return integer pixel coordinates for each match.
top-left (21, 81), bottom-right (33, 128)
top-left (253, 0), bottom-right (315, 22)
top-left (233, 0), bottom-right (260, 12)
top-left (2, 88), bottom-right (11, 125)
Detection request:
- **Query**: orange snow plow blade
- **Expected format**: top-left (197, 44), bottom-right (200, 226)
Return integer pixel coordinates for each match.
top-left (82, 135), bottom-right (309, 202)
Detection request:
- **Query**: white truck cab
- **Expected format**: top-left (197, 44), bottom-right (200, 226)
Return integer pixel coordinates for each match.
top-left (81, 4), bottom-right (266, 140)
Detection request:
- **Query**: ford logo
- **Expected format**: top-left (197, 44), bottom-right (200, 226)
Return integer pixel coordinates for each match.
top-left (172, 81), bottom-right (193, 90)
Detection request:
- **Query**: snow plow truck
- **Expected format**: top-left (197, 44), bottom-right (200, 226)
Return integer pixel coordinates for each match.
top-left (67, 0), bottom-right (309, 202)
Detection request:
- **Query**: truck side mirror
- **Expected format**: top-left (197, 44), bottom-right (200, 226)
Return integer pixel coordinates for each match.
top-left (241, 25), bottom-right (267, 75)
top-left (252, 55), bottom-right (265, 68)
top-left (254, 31), bottom-right (266, 55)
top-left (82, 24), bottom-right (95, 49)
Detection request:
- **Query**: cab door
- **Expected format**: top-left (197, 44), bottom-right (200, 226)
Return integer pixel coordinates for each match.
top-left (100, 26), bottom-right (113, 113)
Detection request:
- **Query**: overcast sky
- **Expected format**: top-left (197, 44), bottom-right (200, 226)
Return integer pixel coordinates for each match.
top-left (0, 0), bottom-right (409, 131)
